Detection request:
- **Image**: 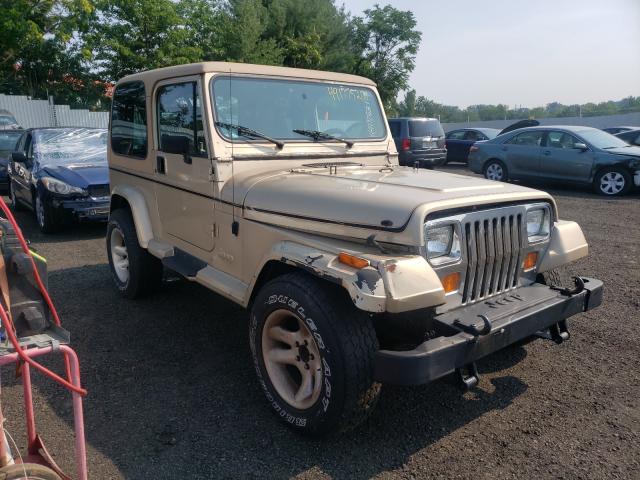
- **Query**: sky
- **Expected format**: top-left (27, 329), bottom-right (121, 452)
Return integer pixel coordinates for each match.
top-left (342, 0), bottom-right (640, 108)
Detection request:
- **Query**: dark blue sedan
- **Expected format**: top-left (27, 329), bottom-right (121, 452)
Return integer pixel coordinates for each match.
top-left (445, 128), bottom-right (500, 163)
top-left (9, 128), bottom-right (110, 232)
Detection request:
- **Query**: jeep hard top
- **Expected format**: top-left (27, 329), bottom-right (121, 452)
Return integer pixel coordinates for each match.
top-left (106, 62), bottom-right (602, 435)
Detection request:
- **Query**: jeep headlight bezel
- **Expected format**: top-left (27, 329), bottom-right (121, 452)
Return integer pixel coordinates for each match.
top-left (424, 221), bottom-right (462, 266)
top-left (526, 205), bottom-right (551, 243)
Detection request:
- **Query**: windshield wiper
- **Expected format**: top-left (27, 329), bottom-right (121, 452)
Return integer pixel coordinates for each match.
top-left (293, 129), bottom-right (354, 148)
top-left (215, 122), bottom-right (283, 149)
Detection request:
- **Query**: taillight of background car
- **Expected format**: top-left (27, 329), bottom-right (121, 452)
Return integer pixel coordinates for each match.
top-left (401, 138), bottom-right (410, 151)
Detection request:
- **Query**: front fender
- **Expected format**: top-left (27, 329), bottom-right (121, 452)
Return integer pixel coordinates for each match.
top-left (110, 184), bottom-right (154, 248)
top-left (538, 220), bottom-right (588, 272)
top-left (254, 242), bottom-right (446, 313)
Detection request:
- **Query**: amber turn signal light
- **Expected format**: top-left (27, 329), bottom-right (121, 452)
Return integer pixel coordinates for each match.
top-left (441, 272), bottom-right (461, 294)
top-left (338, 252), bottom-right (370, 269)
top-left (523, 251), bottom-right (538, 271)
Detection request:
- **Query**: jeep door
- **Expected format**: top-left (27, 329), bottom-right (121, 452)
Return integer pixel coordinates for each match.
top-left (502, 130), bottom-right (545, 178)
top-left (153, 77), bottom-right (215, 252)
top-left (540, 130), bottom-right (594, 182)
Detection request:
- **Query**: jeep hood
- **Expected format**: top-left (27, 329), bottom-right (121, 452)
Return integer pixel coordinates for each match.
top-left (241, 166), bottom-right (549, 231)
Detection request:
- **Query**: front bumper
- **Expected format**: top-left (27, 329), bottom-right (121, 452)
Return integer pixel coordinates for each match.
top-left (374, 277), bottom-right (603, 385)
top-left (52, 197), bottom-right (110, 221)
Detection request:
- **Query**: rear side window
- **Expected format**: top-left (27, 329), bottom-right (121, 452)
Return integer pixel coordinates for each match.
top-left (409, 120), bottom-right (444, 138)
top-left (388, 121), bottom-right (401, 138)
top-left (157, 81), bottom-right (207, 156)
top-left (111, 81), bottom-right (147, 158)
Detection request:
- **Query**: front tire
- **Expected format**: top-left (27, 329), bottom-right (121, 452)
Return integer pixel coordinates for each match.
top-left (250, 272), bottom-right (380, 436)
top-left (107, 208), bottom-right (163, 298)
top-left (484, 159), bottom-right (508, 181)
top-left (35, 193), bottom-right (60, 233)
top-left (594, 167), bottom-right (631, 196)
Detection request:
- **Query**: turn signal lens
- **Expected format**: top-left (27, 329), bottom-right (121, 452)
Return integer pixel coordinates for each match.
top-left (338, 252), bottom-right (370, 269)
top-left (441, 272), bottom-right (461, 294)
top-left (523, 251), bottom-right (538, 271)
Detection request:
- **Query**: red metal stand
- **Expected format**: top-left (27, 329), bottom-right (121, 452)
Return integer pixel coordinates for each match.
top-left (0, 345), bottom-right (87, 480)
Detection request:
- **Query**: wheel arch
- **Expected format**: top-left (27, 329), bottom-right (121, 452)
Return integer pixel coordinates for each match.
top-left (591, 162), bottom-right (635, 183)
top-left (109, 185), bottom-right (154, 248)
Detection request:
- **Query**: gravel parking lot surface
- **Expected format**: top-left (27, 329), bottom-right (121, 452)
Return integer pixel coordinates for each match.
top-left (1, 165), bottom-right (638, 479)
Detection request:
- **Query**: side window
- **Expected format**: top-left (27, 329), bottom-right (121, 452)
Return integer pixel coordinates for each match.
top-left (547, 131), bottom-right (578, 149)
top-left (111, 81), bottom-right (147, 158)
top-left (447, 131), bottom-right (466, 140)
top-left (464, 130), bottom-right (479, 141)
top-left (157, 81), bottom-right (207, 157)
top-left (388, 121), bottom-right (401, 138)
top-left (507, 131), bottom-right (544, 146)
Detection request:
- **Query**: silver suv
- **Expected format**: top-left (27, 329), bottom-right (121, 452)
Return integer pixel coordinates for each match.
top-left (106, 62), bottom-right (602, 435)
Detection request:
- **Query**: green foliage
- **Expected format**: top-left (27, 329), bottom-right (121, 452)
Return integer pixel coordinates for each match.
top-left (396, 90), bottom-right (640, 123)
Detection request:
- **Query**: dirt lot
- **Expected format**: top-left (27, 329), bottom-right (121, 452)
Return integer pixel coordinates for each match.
top-left (1, 165), bottom-right (638, 479)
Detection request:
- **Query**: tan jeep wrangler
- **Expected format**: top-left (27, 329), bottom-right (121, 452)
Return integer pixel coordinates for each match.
top-left (106, 62), bottom-right (602, 435)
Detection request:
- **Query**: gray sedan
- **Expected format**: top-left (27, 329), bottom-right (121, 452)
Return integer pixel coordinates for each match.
top-left (468, 125), bottom-right (640, 196)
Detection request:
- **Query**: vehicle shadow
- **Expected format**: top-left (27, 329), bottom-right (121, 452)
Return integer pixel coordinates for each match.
top-left (28, 264), bottom-right (529, 479)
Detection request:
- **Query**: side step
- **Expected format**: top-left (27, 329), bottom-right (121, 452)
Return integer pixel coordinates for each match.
top-left (161, 248), bottom-right (207, 278)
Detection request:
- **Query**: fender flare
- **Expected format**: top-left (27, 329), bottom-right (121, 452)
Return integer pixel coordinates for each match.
top-left (250, 241), bottom-right (445, 313)
top-left (110, 185), bottom-right (154, 248)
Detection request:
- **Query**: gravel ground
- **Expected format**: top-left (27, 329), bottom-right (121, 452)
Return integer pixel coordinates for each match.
top-left (0, 165), bottom-right (638, 479)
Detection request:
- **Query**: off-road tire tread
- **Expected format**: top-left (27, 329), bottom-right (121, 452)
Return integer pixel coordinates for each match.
top-left (108, 208), bottom-right (162, 298)
top-left (256, 272), bottom-right (380, 434)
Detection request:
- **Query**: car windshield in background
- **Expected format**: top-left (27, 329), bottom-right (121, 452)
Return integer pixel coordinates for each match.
top-left (34, 128), bottom-right (108, 166)
top-left (408, 120), bottom-right (444, 138)
top-left (211, 77), bottom-right (386, 143)
top-left (578, 129), bottom-right (631, 149)
top-left (0, 131), bottom-right (21, 151)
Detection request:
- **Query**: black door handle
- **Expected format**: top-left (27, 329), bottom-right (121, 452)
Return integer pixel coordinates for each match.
top-left (543, 150), bottom-right (551, 155)
top-left (156, 155), bottom-right (166, 174)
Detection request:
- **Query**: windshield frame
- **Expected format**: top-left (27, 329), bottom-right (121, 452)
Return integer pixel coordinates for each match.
top-left (209, 74), bottom-right (389, 147)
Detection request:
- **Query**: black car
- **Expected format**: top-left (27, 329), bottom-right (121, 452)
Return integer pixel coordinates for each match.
top-left (445, 128), bottom-right (500, 163)
top-left (0, 130), bottom-right (23, 193)
top-left (388, 117), bottom-right (446, 167)
top-left (615, 129), bottom-right (640, 146)
top-left (602, 126), bottom-right (639, 135)
top-left (9, 127), bottom-right (110, 233)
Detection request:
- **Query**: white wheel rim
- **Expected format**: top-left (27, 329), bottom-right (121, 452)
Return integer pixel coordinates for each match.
top-left (600, 172), bottom-right (625, 195)
top-left (486, 163), bottom-right (503, 180)
top-left (261, 309), bottom-right (323, 410)
top-left (110, 227), bottom-right (129, 283)
top-left (35, 196), bottom-right (45, 227)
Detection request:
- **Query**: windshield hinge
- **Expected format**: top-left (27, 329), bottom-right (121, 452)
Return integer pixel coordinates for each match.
top-left (208, 164), bottom-right (216, 181)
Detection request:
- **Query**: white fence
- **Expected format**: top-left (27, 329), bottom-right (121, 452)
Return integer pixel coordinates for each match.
top-left (442, 112), bottom-right (640, 132)
top-left (0, 94), bottom-right (108, 129)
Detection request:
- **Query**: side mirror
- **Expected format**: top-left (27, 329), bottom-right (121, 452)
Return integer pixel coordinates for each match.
top-left (161, 134), bottom-right (190, 155)
top-left (11, 152), bottom-right (27, 163)
top-left (574, 143), bottom-right (588, 151)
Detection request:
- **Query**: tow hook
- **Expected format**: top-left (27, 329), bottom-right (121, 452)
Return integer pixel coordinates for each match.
top-left (456, 362), bottom-right (480, 390)
top-left (536, 319), bottom-right (570, 344)
top-left (551, 276), bottom-right (585, 296)
top-left (453, 314), bottom-right (492, 337)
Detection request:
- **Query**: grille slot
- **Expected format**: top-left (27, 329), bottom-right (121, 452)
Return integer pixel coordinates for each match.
top-left (88, 184), bottom-right (110, 197)
top-left (462, 213), bottom-right (523, 304)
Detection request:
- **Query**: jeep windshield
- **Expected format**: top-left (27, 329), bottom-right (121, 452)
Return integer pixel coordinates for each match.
top-left (211, 76), bottom-right (386, 145)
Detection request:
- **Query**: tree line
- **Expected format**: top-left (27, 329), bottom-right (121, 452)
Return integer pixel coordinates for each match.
top-left (395, 89), bottom-right (640, 123)
top-left (0, 0), bottom-right (420, 112)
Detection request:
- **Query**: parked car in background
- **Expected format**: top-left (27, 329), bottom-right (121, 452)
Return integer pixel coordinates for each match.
top-left (468, 125), bottom-right (640, 196)
top-left (445, 128), bottom-right (500, 163)
top-left (9, 127), bottom-right (110, 232)
top-left (0, 109), bottom-right (21, 130)
top-left (388, 117), bottom-right (446, 167)
top-left (602, 126), bottom-right (639, 135)
top-left (615, 129), bottom-right (640, 146)
top-left (0, 130), bottom-right (23, 193)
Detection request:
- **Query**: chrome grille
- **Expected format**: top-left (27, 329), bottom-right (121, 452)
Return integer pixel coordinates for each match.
top-left (461, 212), bottom-right (523, 304)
